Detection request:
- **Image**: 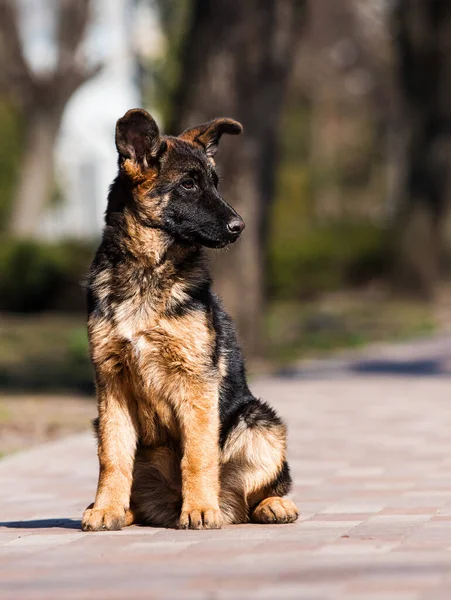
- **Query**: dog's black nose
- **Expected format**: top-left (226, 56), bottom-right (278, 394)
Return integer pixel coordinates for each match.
top-left (227, 218), bottom-right (245, 235)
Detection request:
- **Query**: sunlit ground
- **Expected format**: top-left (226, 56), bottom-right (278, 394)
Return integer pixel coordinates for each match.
top-left (0, 395), bottom-right (96, 458)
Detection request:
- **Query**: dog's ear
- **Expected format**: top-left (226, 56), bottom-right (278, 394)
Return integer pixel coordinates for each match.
top-left (179, 118), bottom-right (243, 159)
top-left (115, 109), bottom-right (165, 167)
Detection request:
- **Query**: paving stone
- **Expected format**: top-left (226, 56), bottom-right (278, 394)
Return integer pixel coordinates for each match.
top-left (2, 338), bottom-right (451, 597)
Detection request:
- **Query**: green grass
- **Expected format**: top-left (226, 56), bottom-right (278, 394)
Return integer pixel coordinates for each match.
top-left (268, 220), bottom-right (393, 299)
top-left (265, 293), bottom-right (436, 365)
top-left (0, 313), bottom-right (92, 393)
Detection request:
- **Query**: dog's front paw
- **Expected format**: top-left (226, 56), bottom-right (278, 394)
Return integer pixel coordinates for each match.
top-left (82, 504), bottom-right (126, 531)
top-left (178, 506), bottom-right (222, 530)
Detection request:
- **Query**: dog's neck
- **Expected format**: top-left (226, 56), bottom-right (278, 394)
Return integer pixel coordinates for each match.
top-left (105, 208), bottom-right (203, 278)
top-left (105, 174), bottom-right (203, 274)
top-left (122, 209), bottom-right (176, 267)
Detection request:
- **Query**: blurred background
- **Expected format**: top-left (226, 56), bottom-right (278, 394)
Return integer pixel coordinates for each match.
top-left (1, 0), bottom-right (451, 454)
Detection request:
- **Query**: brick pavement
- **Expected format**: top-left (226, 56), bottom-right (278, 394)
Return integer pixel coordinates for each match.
top-left (2, 339), bottom-right (451, 599)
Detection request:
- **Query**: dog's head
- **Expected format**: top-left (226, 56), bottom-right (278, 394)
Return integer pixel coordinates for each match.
top-left (115, 108), bottom-right (245, 249)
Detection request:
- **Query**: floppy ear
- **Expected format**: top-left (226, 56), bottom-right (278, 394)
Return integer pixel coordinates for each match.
top-left (115, 109), bottom-right (164, 167)
top-left (179, 118), bottom-right (243, 159)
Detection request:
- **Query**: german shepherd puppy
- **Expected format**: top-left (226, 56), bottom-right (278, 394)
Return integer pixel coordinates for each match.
top-left (82, 109), bottom-right (298, 530)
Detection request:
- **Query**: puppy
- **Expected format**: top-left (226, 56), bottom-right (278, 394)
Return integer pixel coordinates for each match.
top-left (82, 109), bottom-right (298, 530)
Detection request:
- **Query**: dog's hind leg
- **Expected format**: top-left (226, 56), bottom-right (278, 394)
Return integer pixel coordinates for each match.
top-left (128, 400), bottom-right (298, 528)
top-left (129, 446), bottom-right (182, 528)
top-left (219, 399), bottom-right (299, 525)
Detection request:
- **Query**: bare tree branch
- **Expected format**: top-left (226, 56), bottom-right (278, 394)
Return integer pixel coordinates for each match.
top-left (0, 0), bottom-right (35, 99)
top-left (0, 0), bottom-right (102, 110)
top-left (52, 62), bottom-right (103, 107)
top-left (56, 0), bottom-right (91, 73)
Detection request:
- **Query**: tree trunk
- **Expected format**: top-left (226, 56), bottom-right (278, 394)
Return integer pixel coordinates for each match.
top-left (392, 0), bottom-right (451, 297)
top-left (170, 0), bottom-right (305, 354)
top-left (9, 110), bottom-right (61, 237)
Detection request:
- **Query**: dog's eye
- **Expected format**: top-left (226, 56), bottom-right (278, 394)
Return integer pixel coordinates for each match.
top-left (181, 178), bottom-right (195, 190)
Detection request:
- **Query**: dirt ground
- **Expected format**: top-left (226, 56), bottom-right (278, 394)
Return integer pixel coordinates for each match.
top-left (0, 394), bottom-right (96, 457)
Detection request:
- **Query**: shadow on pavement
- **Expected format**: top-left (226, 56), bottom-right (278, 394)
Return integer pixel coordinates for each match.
top-left (278, 357), bottom-right (451, 379)
top-left (352, 358), bottom-right (445, 376)
top-left (0, 518), bottom-right (81, 530)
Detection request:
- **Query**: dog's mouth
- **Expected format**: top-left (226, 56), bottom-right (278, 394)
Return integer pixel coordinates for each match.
top-left (207, 234), bottom-right (242, 249)
top-left (213, 239), bottom-right (231, 249)
top-left (178, 223), bottom-right (244, 249)
top-left (201, 239), bottom-right (228, 249)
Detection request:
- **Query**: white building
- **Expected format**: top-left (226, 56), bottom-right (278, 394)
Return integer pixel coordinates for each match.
top-left (19, 0), bottom-right (162, 240)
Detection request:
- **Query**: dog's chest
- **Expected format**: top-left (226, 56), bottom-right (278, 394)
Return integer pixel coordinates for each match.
top-left (111, 289), bottom-right (213, 387)
top-left (112, 295), bottom-right (164, 367)
top-left (111, 294), bottom-right (213, 445)
top-left (110, 299), bottom-right (177, 443)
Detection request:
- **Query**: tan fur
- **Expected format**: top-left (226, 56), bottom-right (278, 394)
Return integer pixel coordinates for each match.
top-left (122, 205), bottom-right (171, 262)
top-left (81, 377), bottom-right (137, 531)
top-left (218, 354), bottom-right (228, 379)
top-left (122, 415), bottom-right (289, 528)
top-left (251, 497), bottom-right (299, 524)
top-left (122, 158), bottom-right (149, 184)
top-left (220, 420), bottom-right (287, 512)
